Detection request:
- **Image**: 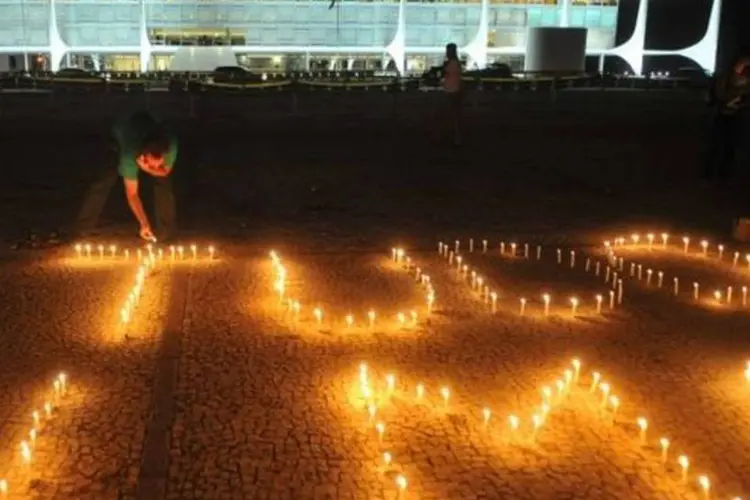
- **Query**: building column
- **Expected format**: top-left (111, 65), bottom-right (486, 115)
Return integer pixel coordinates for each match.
top-left (48, 0), bottom-right (68, 72)
top-left (139, 0), bottom-right (152, 73)
top-left (462, 0), bottom-right (488, 70)
top-left (384, 0), bottom-right (406, 74)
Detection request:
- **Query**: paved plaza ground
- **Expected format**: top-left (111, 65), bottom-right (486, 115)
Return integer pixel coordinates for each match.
top-left (0, 92), bottom-right (749, 499)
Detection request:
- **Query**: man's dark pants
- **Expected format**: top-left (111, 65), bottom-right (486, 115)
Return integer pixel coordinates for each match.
top-left (74, 168), bottom-right (176, 238)
top-left (705, 113), bottom-right (742, 179)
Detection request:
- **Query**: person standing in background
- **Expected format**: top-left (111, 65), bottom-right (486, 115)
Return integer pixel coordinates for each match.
top-left (443, 43), bottom-right (463, 146)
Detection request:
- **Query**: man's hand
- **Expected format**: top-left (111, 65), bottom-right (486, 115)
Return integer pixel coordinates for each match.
top-left (139, 225), bottom-right (156, 242)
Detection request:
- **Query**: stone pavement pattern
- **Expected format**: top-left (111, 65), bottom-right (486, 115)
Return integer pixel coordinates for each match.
top-left (1, 233), bottom-right (749, 499)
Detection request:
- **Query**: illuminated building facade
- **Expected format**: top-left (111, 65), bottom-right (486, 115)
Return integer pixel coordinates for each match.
top-left (0, 0), bottom-right (721, 75)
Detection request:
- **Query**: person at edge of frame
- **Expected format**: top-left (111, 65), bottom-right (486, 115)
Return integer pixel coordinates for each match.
top-left (72, 110), bottom-right (178, 243)
top-left (705, 56), bottom-right (749, 182)
top-left (443, 42), bottom-right (464, 147)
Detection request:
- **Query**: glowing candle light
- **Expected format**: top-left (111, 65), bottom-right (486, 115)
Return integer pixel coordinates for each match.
top-left (510, 242), bottom-right (516, 256)
top-left (571, 358), bottom-right (581, 381)
top-left (438, 242), bottom-right (443, 254)
top-left (674, 277), bottom-right (679, 296)
top-left (683, 237), bottom-right (690, 253)
top-left (74, 243), bottom-right (82, 259)
top-left (541, 386), bottom-right (552, 405)
top-left (158, 248), bottom-right (163, 260)
top-left (569, 297), bottom-right (579, 316)
top-left (97, 244), bottom-right (104, 259)
top-left (383, 451), bottom-right (392, 466)
top-left (631, 233), bottom-right (640, 245)
top-left (189, 244), bottom-right (196, 259)
top-left (410, 310), bottom-right (418, 325)
top-left (590, 372), bottom-right (600, 392)
top-left (345, 314), bottom-right (354, 329)
top-left (744, 254), bottom-right (749, 269)
top-left (524, 243), bottom-right (529, 259)
top-left (570, 250), bottom-right (575, 268)
top-left (564, 369), bottom-right (573, 387)
top-left (693, 282), bottom-right (700, 300)
top-left (177, 246), bottom-right (184, 259)
top-left (471, 271), bottom-right (477, 288)
top-left (456, 256), bottom-right (462, 270)
top-left (646, 233), bottom-right (654, 249)
top-left (618, 257), bottom-right (624, 271)
top-left (427, 291), bottom-right (435, 314)
top-left (84, 243), bottom-right (91, 258)
top-left (455, 240), bottom-right (460, 253)
top-left (416, 384), bottom-right (424, 399)
top-left (508, 414), bottom-right (519, 442)
top-left (714, 290), bottom-right (722, 304)
top-left (483, 286), bottom-right (490, 303)
top-left (661, 232), bottom-right (669, 247)
top-left (391, 247), bottom-right (397, 261)
top-left (660, 437), bottom-right (670, 465)
top-left (605, 266), bottom-right (611, 283)
top-left (483, 407), bottom-right (491, 426)
top-left (656, 271), bottom-right (663, 288)
top-left (396, 312), bottom-right (405, 326)
top-left (0, 479), bottom-right (6, 493)
top-left (637, 264), bottom-right (643, 280)
top-left (745, 361), bottom-right (750, 383)
top-left (678, 455), bottom-right (690, 483)
top-left (595, 261), bottom-right (601, 276)
top-left (313, 307), bottom-right (323, 326)
top-left (482, 239), bottom-right (487, 253)
top-left (595, 294), bottom-right (603, 314)
top-left (395, 475), bottom-right (407, 494)
top-left (728, 286), bottom-right (733, 304)
top-left (531, 414), bottom-right (543, 443)
top-left (542, 294), bottom-right (551, 316)
top-left (646, 269), bottom-right (653, 286)
top-left (169, 245), bottom-right (175, 259)
top-left (368, 309), bottom-right (376, 329)
top-left (137, 249), bottom-right (143, 261)
top-left (734, 251), bottom-right (740, 267)
top-left (20, 441), bottom-right (31, 462)
top-left (44, 401), bottom-right (52, 418)
top-left (292, 301), bottom-right (300, 322)
top-left (637, 417), bottom-right (648, 444)
top-left (609, 290), bottom-right (615, 309)
top-left (585, 258), bottom-right (591, 272)
top-left (107, 244), bottom-right (116, 258)
top-left (540, 403), bottom-right (550, 421)
top-left (609, 395), bottom-right (620, 420)
top-left (375, 422), bottom-right (385, 442)
top-left (744, 287), bottom-right (748, 307)
top-left (29, 429), bottom-right (36, 444)
top-left (698, 475), bottom-right (710, 499)
top-left (469, 238), bottom-right (474, 253)
top-left (490, 292), bottom-right (497, 313)
top-left (556, 248), bottom-right (561, 264)
top-left (599, 383), bottom-right (610, 407)
top-left (477, 277), bottom-right (484, 292)
top-left (500, 242), bottom-right (505, 254)
top-left (440, 386), bottom-right (450, 406)
top-left (536, 245), bottom-right (542, 260)
top-left (32, 410), bottom-right (39, 426)
top-left (555, 379), bottom-right (565, 398)
top-left (700, 239), bottom-right (709, 256)
top-left (519, 298), bottom-right (527, 316)
top-left (612, 272), bottom-right (618, 289)
top-left (718, 244), bottom-right (725, 260)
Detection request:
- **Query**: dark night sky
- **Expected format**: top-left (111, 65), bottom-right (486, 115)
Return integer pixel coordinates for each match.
top-left (615, 0), bottom-right (748, 71)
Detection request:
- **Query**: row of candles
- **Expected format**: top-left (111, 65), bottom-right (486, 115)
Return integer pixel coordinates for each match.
top-left (599, 244), bottom-right (749, 307)
top-left (0, 372), bottom-right (69, 495)
top-left (73, 242), bottom-right (216, 261)
top-left (437, 241), bottom-right (619, 316)
top-left (119, 257), bottom-right (155, 326)
top-left (268, 250), bottom-right (434, 331)
top-left (356, 359), bottom-right (740, 499)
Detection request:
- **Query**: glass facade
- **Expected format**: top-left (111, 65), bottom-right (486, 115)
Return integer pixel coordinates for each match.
top-left (0, 0), bottom-right (619, 71)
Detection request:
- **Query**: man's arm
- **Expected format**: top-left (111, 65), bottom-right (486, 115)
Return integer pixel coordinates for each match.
top-left (123, 178), bottom-right (151, 230)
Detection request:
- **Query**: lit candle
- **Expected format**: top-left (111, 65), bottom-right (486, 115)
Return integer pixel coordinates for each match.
top-left (482, 407), bottom-right (491, 426)
top-left (674, 277), bottom-right (679, 296)
top-left (345, 314), bottom-right (354, 329)
top-left (647, 233), bottom-right (654, 249)
top-left (395, 474), bottom-right (407, 495)
top-left (510, 242), bottom-right (516, 256)
top-left (701, 240), bottom-right (709, 256)
top-left (500, 242), bottom-right (505, 254)
top-left (507, 414), bottom-right (519, 442)
top-left (660, 437), bottom-right (670, 465)
top-left (386, 374), bottom-right (395, 392)
top-left (595, 294), bottom-right (603, 314)
top-left (744, 286), bottom-right (748, 307)
top-left (471, 271), bottom-right (477, 288)
top-left (440, 386), bottom-right (450, 407)
top-left (714, 290), bottom-right (722, 304)
top-left (570, 250), bottom-right (575, 268)
top-left (609, 395), bottom-right (620, 420)
top-left (541, 386), bottom-right (552, 405)
top-left (531, 414), bottom-right (543, 443)
top-left (20, 441), bottom-right (31, 462)
top-left (618, 257), bottom-right (624, 271)
top-left (718, 244), bottom-right (724, 260)
top-left (177, 246), bottom-right (184, 259)
top-left (455, 240), bottom-right (460, 253)
top-left (416, 384), bottom-right (424, 399)
top-left (594, 261), bottom-right (600, 276)
top-left (693, 282), bottom-right (700, 300)
top-left (609, 290), bottom-right (615, 309)
top-left (519, 298), bottom-right (526, 316)
top-left (32, 410), bottom-right (39, 426)
top-left (490, 292), bottom-right (497, 313)
top-left (678, 455), bottom-right (690, 483)
top-left (383, 451), bottom-right (392, 466)
top-left (683, 237), bottom-right (690, 253)
top-left (427, 291), bottom-right (435, 314)
top-left (396, 312), bottom-right (405, 326)
top-left (97, 244), bottom-right (104, 259)
top-left (368, 309), bottom-right (376, 329)
top-left (733, 251), bottom-right (740, 267)
top-left (657, 271), bottom-right (664, 288)
top-left (728, 286), bottom-right (733, 304)
top-left (661, 232), bottom-right (669, 247)
top-left (375, 422), bottom-right (385, 442)
top-left (599, 382), bottom-right (610, 407)
top-left (524, 243), bottom-right (529, 259)
top-left (585, 258), bottom-right (591, 272)
top-left (536, 245), bottom-right (542, 260)
top-left (698, 475), bottom-right (710, 499)
top-left (637, 417), bottom-right (648, 444)
top-left (448, 251), bottom-right (454, 266)
top-left (571, 358), bottom-right (581, 381)
top-left (190, 244), bottom-right (197, 259)
top-left (556, 379), bottom-right (565, 399)
top-left (612, 272), bottom-right (618, 289)
top-left (313, 307), bottom-right (323, 326)
top-left (637, 264), bottom-right (642, 280)
top-left (569, 297), bottom-right (578, 316)
top-left (564, 369), bottom-right (573, 387)
top-left (75, 243), bottom-right (82, 259)
top-left (456, 256), bottom-right (462, 270)
top-left (109, 244), bottom-right (116, 257)
top-left (438, 242), bottom-right (443, 254)
top-left (605, 266), bottom-right (611, 283)
top-left (631, 233), bottom-right (640, 245)
top-left (556, 248), bottom-right (561, 264)
top-left (410, 310), bottom-right (418, 325)
top-left (646, 269), bottom-right (652, 286)
top-left (0, 479), bottom-right (7, 493)
top-left (469, 238), bottom-right (474, 253)
top-left (482, 239), bottom-right (487, 253)
top-left (84, 243), bottom-right (91, 258)
top-left (617, 280), bottom-right (623, 304)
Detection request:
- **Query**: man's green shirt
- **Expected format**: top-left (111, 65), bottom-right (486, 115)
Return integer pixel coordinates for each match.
top-left (113, 112), bottom-right (178, 180)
